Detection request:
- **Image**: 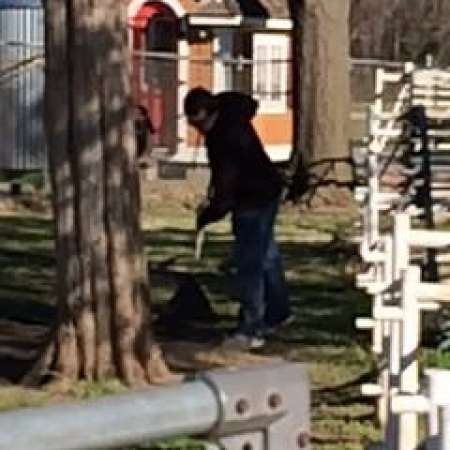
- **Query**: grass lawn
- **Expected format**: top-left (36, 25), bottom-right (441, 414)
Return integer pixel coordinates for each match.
top-left (0, 186), bottom-right (393, 449)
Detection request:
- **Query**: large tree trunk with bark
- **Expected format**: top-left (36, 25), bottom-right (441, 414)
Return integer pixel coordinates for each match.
top-left (38, 0), bottom-right (177, 386)
top-left (288, 0), bottom-right (352, 202)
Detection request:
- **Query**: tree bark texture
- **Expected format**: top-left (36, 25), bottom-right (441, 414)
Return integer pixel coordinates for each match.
top-left (299, 0), bottom-right (351, 180)
top-left (43, 0), bottom-right (175, 385)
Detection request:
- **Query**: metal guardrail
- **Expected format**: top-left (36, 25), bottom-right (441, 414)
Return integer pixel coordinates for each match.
top-left (0, 362), bottom-right (310, 450)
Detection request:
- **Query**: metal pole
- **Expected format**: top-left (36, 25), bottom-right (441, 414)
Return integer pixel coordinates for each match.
top-left (0, 381), bottom-right (219, 450)
top-left (426, 369), bottom-right (450, 444)
top-left (441, 406), bottom-right (450, 450)
top-left (0, 362), bottom-right (310, 450)
top-left (385, 213), bottom-right (411, 450)
top-left (398, 266), bottom-right (420, 450)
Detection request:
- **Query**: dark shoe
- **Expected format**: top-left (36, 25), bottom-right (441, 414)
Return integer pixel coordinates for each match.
top-left (221, 333), bottom-right (266, 350)
top-left (265, 315), bottom-right (295, 335)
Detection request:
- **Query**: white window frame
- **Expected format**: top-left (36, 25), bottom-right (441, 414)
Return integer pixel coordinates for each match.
top-left (252, 33), bottom-right (289, 114)
top-left (213, 30), bottom-right (234, 93)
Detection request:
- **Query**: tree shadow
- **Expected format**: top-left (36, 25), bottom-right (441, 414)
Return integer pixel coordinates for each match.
top-left (0, 212), bottom-right (373, 403)
top-left (0, 215), bottom-right (55, 320)
top-left (144, 225), bottom-right (370, 349)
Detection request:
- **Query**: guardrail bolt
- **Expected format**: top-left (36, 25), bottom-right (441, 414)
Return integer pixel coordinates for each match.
top-left (235, 398), bottom-right (250, 415)
top-left (297, 431), bottom-right (310, 448)
top-left (268, 393), bottom-right (282, 409)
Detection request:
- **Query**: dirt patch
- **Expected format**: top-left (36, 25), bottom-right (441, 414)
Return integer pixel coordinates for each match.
top-left (140, 177), bottom-right (208, 214)
top-left (0, 193), bottom-right (50, 215)
top-left (287, 186), bottom-right (357, 214)
top-left (162, 341), bottom-right (280, 373)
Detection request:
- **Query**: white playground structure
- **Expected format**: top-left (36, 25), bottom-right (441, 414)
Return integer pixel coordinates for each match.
top-left (354, 62), bottom-right (450, 450)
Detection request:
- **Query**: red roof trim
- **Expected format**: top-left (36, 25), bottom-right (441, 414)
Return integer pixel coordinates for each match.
top-left (128, 3), bottom-right (168, 29)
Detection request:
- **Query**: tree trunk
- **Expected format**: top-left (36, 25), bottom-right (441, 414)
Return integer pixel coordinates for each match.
top-left (301, 0), bottom-right (351, 169)
top-left (39, 0), bottom-right (178, 386)
top-left (286, 1), bottom-right (310, 199)
top-left (288, 0), bottom-right (352, 202)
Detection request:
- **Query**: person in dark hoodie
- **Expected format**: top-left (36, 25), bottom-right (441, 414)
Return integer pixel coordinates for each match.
top-left (184, 87), bottom-right (291, 349)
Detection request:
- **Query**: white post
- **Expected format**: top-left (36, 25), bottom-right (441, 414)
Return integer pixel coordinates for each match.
top-left (374, 68), bottom-right (385, 117)
top-left (398, 266), bottom-right (421, 450)
top-left (425, 369), bottom-right (450, 443)
top-left (373, 235), bottom-right (392, 354)
top-left (441, 406), bottom-right (450, 450)
top-left (385, 213), bottom-right (411, 449)
top-left (368, 152), bottom-right (380, 248)
top-left (393, 213), bottom-right (411, 277)
top-left (386, 317), bottom-right (400, 450)
top-left (378, 235), bottom-right (393, 427)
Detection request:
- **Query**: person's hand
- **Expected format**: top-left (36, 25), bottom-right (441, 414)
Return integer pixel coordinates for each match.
top-left (194, 200), bottom-right (209, 260)
top-left (194, 228), bottom-right (205, 260)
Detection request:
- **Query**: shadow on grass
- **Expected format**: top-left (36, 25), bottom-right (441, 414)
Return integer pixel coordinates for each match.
top-left (0, 215), bottom-right (55, 322)
top-left (0, 212), bottom-right (379, 448)
top-left (144, 227), bottom-right (370, 348)
top-left (0, 216), bottom-right (371, 353)
top-left (143, 225), bottom-right (378, 449)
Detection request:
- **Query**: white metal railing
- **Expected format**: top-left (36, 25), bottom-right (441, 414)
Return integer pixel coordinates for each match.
top-left (366, 64), bottom-right (450, 156)
top-left (355, 206), bottom-right (450, 450)
top-left (368, 62), bottom-right (414, 154)
top-left (354, 147), bottom-right (450, 449)
top-left (354, 66), bottom-right (450, 446)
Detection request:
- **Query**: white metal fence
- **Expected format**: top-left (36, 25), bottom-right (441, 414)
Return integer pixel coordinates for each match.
top-left (353, 64), bottom-right (450, 448)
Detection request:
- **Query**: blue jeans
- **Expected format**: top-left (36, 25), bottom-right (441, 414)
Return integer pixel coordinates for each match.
top-left (232, 198), bottom-right (290, 337)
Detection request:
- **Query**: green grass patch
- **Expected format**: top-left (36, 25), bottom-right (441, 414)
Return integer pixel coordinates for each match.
top-left (0, 170), bottom-right (45, 190)
top-left (421, 349), bottom-right (450, 370)
top-left (0, 201), bottom-right (381, 449)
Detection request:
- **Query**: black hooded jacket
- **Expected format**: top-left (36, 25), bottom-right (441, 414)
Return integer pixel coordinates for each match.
top-left (197, 92), bottom-right (283, 229)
